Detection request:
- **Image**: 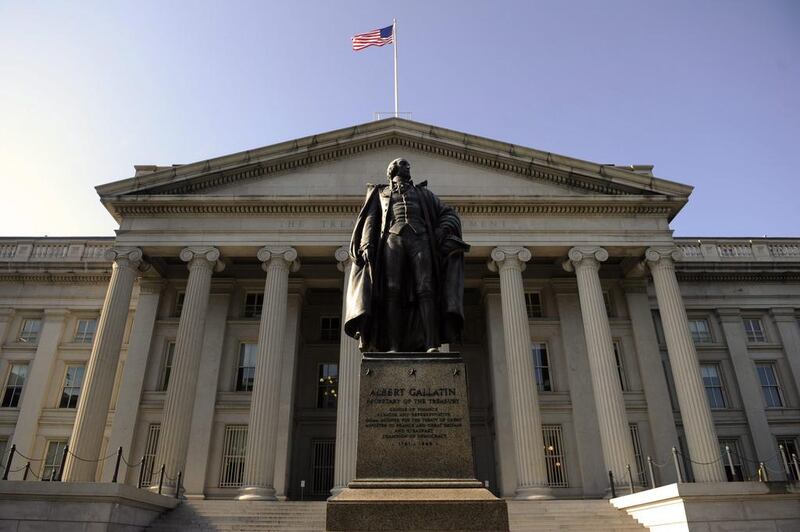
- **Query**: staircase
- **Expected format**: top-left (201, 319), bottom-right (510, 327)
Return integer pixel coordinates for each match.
top-left (507, 500), bottom-right (646, 531)
top-left (147, 499), bottom-right (645, 531)
top-left (147, 500), bottom-right (327, 531)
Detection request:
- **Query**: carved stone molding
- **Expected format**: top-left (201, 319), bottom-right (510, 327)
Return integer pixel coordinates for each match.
top-left (487, 246), bottom-right (532, 273)
top-left (257, 246), bottom-right (300, 273)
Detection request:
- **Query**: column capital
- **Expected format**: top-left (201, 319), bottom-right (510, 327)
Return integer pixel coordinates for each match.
top-left (488, 246), bottom-right (531, 273)
top-left (645, 246), bottom-right (682, 268)
top-left (562, 246), bottom-right (608, 273)
top-left (257, 246), bottom-right (300, 273)
top-left (138, 279), bottom-right (166, 295)
top-left (105, 246), bottom-right (148, 272)
top-left (716, 308), bottom-right (742, 322)
top-left (770, 307), bottom-right (799, 323)
top-left (335, 246), bottom-right (352, 272)
top-left (180, 246), bottom-right (225, 272)
top-left (43, 308), bottom-right (69, 319)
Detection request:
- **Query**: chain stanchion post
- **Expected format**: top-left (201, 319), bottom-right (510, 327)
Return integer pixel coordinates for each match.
top-left (50, 469), bottom-right (57, 482)
top-left (626, 464), bottom-right (635, 494)
top-left (647, 456), bottom-right (657, 489)
top-left (23, 462), bottom-right (30, 481)
top-left (157, 464), bottom-right (165, 495)
top-left (608, 470), bottom-right (617, 498)
top-left (758, 462), bottom-right (768, 482)
top-left (671, 447), bottom-right (683, 483)
top-left (112, 447), bottom-right (123, 483)
top-left (792, 453), bottom-right (800, 482)
top-left (725, 445), bottom-right (736, 481)
top-left (57, 445), bottom-right (69, 481)
top-left (175, 471), bottom-right (182, 500)
top-left (2, 444), bottom-right (15, 480)
top-left (779, 445), bottom-right (791, 480)
top-left (137, 457), bottom-right (145, 489)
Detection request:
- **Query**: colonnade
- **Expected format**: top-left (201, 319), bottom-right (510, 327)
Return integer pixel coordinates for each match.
top-left (62, 242), bottom-right (727, 496)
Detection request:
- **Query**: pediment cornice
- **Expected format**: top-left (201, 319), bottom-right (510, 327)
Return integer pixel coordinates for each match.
top-left (96, 119), bottom-right (693, 203)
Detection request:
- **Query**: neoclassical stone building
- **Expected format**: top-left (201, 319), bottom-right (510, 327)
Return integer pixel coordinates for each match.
top-left (1, 119), bottom-right (799, 501)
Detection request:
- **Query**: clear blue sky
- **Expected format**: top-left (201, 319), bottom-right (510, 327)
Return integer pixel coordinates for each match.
top-left (0, 0), bottom-right (797, 237)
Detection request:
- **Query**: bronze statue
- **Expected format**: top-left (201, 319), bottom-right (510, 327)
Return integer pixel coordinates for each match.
top-left (344, 158), bottom-right (470, 352)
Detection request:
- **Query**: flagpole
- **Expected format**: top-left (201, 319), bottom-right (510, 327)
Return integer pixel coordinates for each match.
top-left (393, 18), bottom-right (398, 118)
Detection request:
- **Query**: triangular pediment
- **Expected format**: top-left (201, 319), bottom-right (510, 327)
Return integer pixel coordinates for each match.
top-left (97, 118), bottom-right (692, 220)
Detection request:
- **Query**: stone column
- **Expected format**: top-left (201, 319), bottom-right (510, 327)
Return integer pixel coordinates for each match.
top-left (0, 310), bottom-right (15, 403)
top-left (623, 280), bottom-right (679, 484)
top-left (771, 308), bottom-right (800, 398)
top-left (564, 247), bottom-right (637, 486)
top-left (183, 281), bottom-right (232, 497)
top-left (8, 309), bottom-right (67, 479)
top-left (488, 246), bottom-right (551, 499)
top-left (238, 246), bottom-right (299, 500)
top-left (717, 308), bottom-right (775, 470)
top-left (102, 279), bottom-right (163, 483)
top-left (332, 246), bottom-right (361, 496)
top-left (153, 247), bottom-right (223, 491)
top-left (64, 248), bottom-right (142, 482)
top-left (646, 247), bottom-right (727, 482)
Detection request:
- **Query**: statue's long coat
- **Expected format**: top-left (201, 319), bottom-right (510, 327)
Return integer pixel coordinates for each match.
top-left (344, 182), bottom-right (469, 351)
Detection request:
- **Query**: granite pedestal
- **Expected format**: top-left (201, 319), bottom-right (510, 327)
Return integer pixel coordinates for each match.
top-left (326, 352), bottom-right (509, 531)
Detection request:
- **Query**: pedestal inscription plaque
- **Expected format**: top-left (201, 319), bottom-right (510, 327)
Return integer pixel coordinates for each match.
top-left (327, 353), bottom-right (509, 531)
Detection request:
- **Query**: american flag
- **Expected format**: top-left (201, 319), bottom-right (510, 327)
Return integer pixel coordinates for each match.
top-left (352, 25), bottom-right (393, 51)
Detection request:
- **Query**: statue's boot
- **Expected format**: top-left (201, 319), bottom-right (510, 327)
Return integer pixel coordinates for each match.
top-left (418, 296), bottom-right (439, 352)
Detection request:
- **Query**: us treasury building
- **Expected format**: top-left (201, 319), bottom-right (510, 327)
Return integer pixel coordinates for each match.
top-left (1, 118), bottom-right (799, 505)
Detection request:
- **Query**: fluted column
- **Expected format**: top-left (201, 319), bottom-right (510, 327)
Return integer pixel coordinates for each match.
top-left (488, 247), bottom-right (551, 499)
top-left (239, 246), bottom-right (299, 501)
top-left (153, 247), bottom-right (223, 492)
top-left (564, 247), bottom-right (637, 486)
top-left (332, 246), bottom-right (361, 496)
top-left (64, 247), bottom-right (145, 482)
top-left (646, 246), bottom-right (727, 482)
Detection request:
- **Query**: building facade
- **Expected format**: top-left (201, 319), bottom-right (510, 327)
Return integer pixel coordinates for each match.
top-left (1, 119), bottom-right (799, 500)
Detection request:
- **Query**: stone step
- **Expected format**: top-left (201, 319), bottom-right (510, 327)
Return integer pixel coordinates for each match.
top-left (147, 499), bottom-right (646, 531)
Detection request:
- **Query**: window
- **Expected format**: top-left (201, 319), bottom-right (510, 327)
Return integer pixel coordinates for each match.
top-left (74, 319), bottom-right (97, 343)
top-left (602, 291), bottom-right (613, 317)
top-left (174, 292), bottom-right (185, 317)
top-left (59, 365), bottom-right (85, 408)
top-left (0, 439), bottom-right (7, 470)
top-left (629, 424), bottom-right (647, 486)
top-left (236, 343), bottom-right (257, 392)
top-left (532, 343), bottom-right (552, 392)
top-left (743, 318), bottom-right (767, 343)
top-left (311, 439), bottom-right (336, 496)
top-left (777, 437), bottom-right (799, 481)
top-left (542, 425), bottom-right (567, 487)
top-left (688, 319), bottom-right (713, 343)
top-left (141, 424), bottom-right (160, 487)
top-left (18, 319), bottom-right (41, 343)
top-left (2, 364), bottom-right (28, 408)
top-left (525, 292), bottom-right (543, 318)
top-left (320, 316), bottom-right (341, 342)
top-left (41, 440), bottom-right (67, 481)
top-left (719, 439), bottom-right (745, 481)
top-left (756, 363), bottom-right (784, 408)
top-left (160, 342), bottom-right (175, 391)
top-left (317, 363), bottom-right (338, 408)
top-left (243, 293), bottom-right (264, 318)
top-left (613, 341), bottom-right (628, 391)
top-left (700, 364), bottom-right (727, 409)
top-left (219, 425), bottom-right (247, 488)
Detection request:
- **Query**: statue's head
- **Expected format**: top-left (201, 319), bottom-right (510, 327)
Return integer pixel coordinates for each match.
top-left (387, 158), bottom-right (411, 181)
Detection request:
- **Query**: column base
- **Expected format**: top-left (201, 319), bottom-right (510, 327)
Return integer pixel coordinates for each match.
top-left (513, 486), bottom-right (554, 500)
top-left (237, 486), bottom-right (277, 501)
top-left (329, 484), bottom-right (348, 499)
